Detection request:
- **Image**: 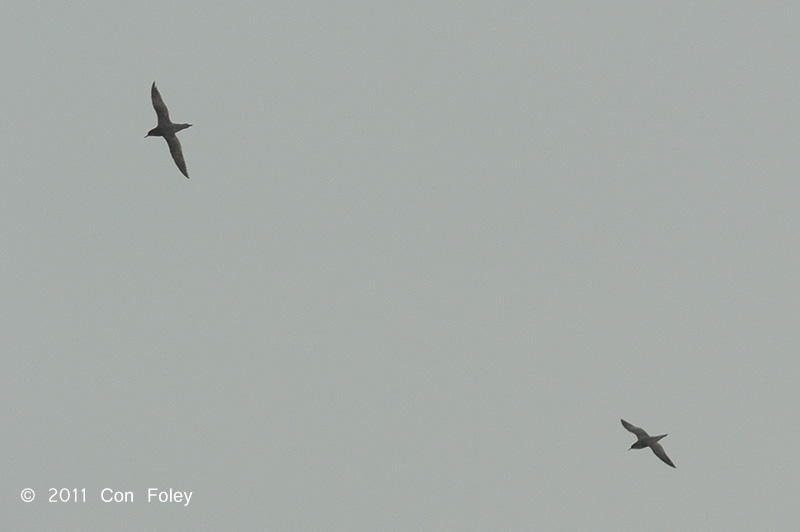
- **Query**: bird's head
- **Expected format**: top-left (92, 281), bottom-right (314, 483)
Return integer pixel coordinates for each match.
top-left (145, 128), bottom-right (159, 138)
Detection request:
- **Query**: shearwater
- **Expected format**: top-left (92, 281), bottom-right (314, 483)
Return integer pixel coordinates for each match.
top-left (621, 419), bottom-right (675, 468)
top-left (146, 82), bottom-right (192, 178)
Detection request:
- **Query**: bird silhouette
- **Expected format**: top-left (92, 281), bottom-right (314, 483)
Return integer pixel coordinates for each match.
top-left (621, 419), bottom-right (675, 468)
top-left (146, 82), bottom-right (192, 178)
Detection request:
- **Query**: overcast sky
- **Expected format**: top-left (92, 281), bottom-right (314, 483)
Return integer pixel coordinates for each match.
top-left (3, 2), bottom-right (800, 530)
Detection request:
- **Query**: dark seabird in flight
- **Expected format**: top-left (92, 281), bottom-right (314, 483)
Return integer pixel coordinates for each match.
top-left (621, 419), bottom-right (675, 468)
top-left (146, 82), bottom-right (192, 178)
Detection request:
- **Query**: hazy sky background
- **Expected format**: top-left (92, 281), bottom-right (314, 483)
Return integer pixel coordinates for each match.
top-left (3, 2), bottom-right (800, 529)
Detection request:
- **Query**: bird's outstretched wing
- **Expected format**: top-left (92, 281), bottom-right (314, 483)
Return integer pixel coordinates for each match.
top-left (151, 82), bottom-right (171, 126)
top-left (621, 419), bottom-right (650, 439)
top-left (650, 442), bottom-right (676, 468)
top-left (165, 134), bottom-right (189, 178)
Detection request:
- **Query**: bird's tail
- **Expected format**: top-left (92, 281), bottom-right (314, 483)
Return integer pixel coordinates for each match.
top-left (653, 434), bottom-right (667, 442)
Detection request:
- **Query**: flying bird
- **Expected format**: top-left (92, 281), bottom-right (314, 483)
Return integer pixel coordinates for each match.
top-left (146, 82), bottom-right (192, 178)
top-left (621, 419), bottom-right (675, 468)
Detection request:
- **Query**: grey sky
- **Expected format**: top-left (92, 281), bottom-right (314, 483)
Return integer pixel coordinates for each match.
top-left (3, 2), bottom-right (800, 529)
